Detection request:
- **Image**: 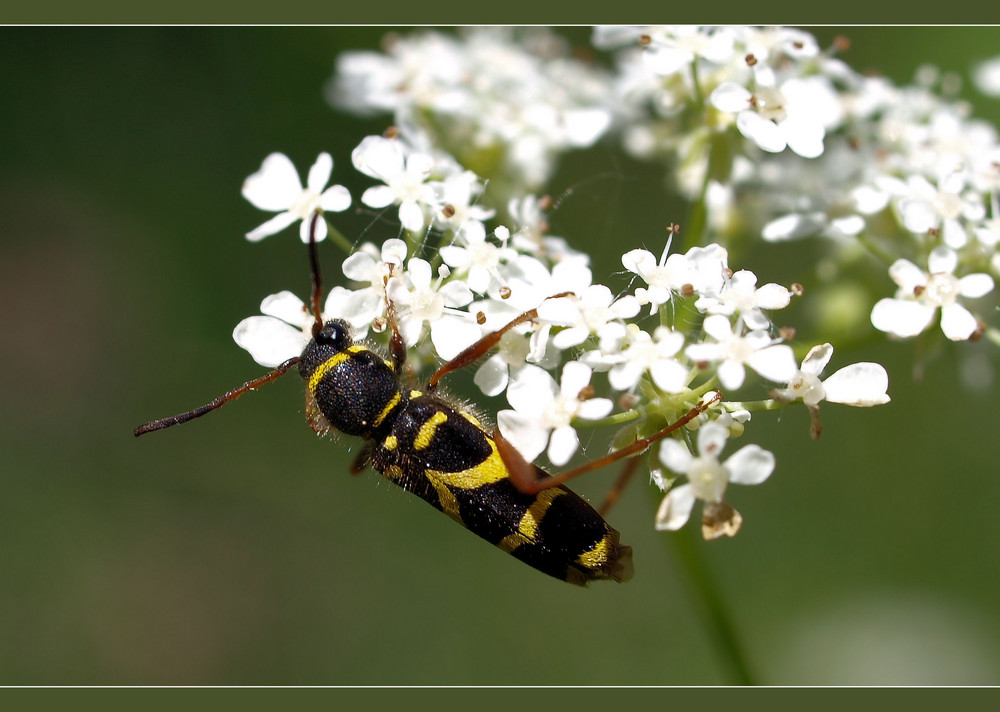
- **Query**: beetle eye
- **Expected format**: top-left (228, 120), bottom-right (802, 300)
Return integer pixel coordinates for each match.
top-left (315, 321), bottom-right (350, 350)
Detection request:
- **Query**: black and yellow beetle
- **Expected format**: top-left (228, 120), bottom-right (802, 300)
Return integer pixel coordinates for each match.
top-left (135, 217), bottom-right (715, 584)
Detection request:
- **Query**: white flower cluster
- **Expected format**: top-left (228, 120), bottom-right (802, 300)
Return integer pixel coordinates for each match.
top-left (599, 26), bottom-right (997, 344)
top-left (233, 146), bottom-right (887, 539)
top-left (327, 28), bottom-right (615, 191)
top-left (221, 26), bottom-right (1000, 540)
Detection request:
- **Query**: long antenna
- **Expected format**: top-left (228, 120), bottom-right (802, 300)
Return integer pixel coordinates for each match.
top-left (133, 357), bottom-right (303, 436)
top-left (134, 212), bottom-right (330, 437)
top-left (307, 211), bottom-right (324, 338)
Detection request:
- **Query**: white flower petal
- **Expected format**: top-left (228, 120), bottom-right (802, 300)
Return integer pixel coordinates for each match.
top-left (871, 298), bottom-right (936, 338)
top-left (563, 108), bottom-right (612, 146)
top-left (940, 302), bottom-right (978, 341)
top-left (399, 199), bottom-right (427, 232)
top-left (232, 316), bottom-right (308, 368)
top-left (762, 213), bottom-right (825, 241)
top-left (337, 289), bottom-right (382, 327)
top-left (245, 211), bottom-right (298, 242)
top-left (959, 273), bottom-right (994, 299)
top-left (717, 360), bottom-right (746, 390)
top-left (547, 425), bottom-right (580, 466)
top-left (381, 239), bottom-right (408, 264)
top-left (755, 283), bottom-right (792, 310)
top-left (783, 116), bottom-right (825, 158)
top-left (725, 444), bottom-right (775, 485)
top-left (898, 198), bottom-right (937, 234)
top-left (655, 485), bottom-right (696, 531)
top-left (361, 185), bottom-right (396, 209)
top-left (710, 82), bottom-right (752, 113)
top-left (621, 248), bottom-right (657, 276)
top-left (242, 153), bottom-right (302, 211)
top-left (748, 344), bottom-right (798, 383)
top-left (658, 439), bottom-right (692, 475)
top-left (352, 135), bottom-right (404, 181)
top-left (928, 246), bottom-right (958, 275)
top-left (506, 365), bottom-right (556, 412)
top-left (650, 359), bottom-right (688, 393)
top-left (800, 343), bottom-right (833, 377)
top-left (559, 361), bottom-right (593, 396)
top-left (696, 422), bottom-right (729, 458)
top-left (737, 112), bottom-right (786, 153)
top-left (660, 438), bottom-right (693, 475)
top-left (260, 291), bottom-right (308, 326)
top-left (497, 409), bottom-right (548, 463)
top-left (610, 295), bottom-right (641, 319)
top-left (439, 280), bottom-right (474, 308)
top-left (440, 245), bottom-right (471, 269)
top-left (685, 342), bottom-right (723, 363)
top-left (576, 398), bottom-right (613, 420)
top-left (341, 251), bottom-right (376, 282)
top-left (474, 356), bottom-right (509, 397)
top-left (536, 297), bottom-right (581, 326)
top-left (702, 314), bottom-right (734, 342)
top-left (823, 363), bottom-right (890, 406)
top-left (888, 259), bottom-right (928, 292)
top-left (406, 258), bottom-right (432, 289)
top-left (320, 184), bottom-right (352, 213)
top-left (431, 317), bottom-right (482, 360)
top-left (551, 326), bottom-right (589, 350)
top-left (306, 152), bottom-right (333, 193)
top-left (608, 362), bottom-right (642, 391)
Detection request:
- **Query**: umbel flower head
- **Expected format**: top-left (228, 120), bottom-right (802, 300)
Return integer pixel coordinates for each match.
top-left (222, 25), bottom-right (1000, 542)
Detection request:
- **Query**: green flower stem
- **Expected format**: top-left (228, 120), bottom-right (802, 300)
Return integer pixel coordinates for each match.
top-left (574, 409), bottom-right (642, 430)
top-left (722, 398), bottom-right (786, 413)
top-left (854, 230), bottom-right (896, 267)
top-left (685, 166), bottom-right (712, 249)
top-left (985, 327), bottom-right (1000, 350)
top-left (324, 219), bottom-right (356, 255)
top-left (664, 521), bottom-right (757, 685)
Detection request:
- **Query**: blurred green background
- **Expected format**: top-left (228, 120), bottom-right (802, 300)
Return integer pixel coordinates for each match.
top-left (2, 27), bottom-right (1000, 685)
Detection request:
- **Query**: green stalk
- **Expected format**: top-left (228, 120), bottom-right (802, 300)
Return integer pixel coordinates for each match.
top-left (664, 522), bottom-right (757, 685)
top-left (324, 219), bottom-right (356, 255)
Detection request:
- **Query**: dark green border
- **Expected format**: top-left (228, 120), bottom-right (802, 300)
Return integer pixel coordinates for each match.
top-left (3, 687), bottom-right (1000, 706)
top-left (1, 1), bottom-right (994, 24)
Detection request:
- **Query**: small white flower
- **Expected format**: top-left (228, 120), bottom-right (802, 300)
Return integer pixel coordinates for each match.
top-left (871, 247), bottom-right (994, 341)
top-left (695, 269), bottom-right (791, 330)
top-left (685, 314), bottom-right (797, 390)
top-left (592, 325), bottom-right (689, 394)
top-left (497, 362), bottom-right (613, 466)
top-left (432, 170), bottom-right (495, 234)
top-left (711, 76), bottom-right (842, 159)
top-left (653, 422), bottom-right (774, 538)
top-left (242, 152), bottom-right (351, 243)
top-left (622, 240), bottom-right (695, 310)
top-left (473, 328), bottom-right (533, 398)
top-left (536, 285), bottom-right (640, 350)
top-left (639, 26), bottom-right (738, 76)
top-left (973, 54), bottom-right (1000, 97)
top-left (384, 258), bottom-right (480, 360)
top-left (774, 343), bottom-right (891, 408)
top-left (352, 135), bottom-right (438, 232)
top-left (896, 173), bottom-right (985, 249)
top-left (440, 223), bottom-right (518, 295)
top-left (337, 239), bottom-right (409, 329)
top-left (772, 343), bottom-right (890, 440)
